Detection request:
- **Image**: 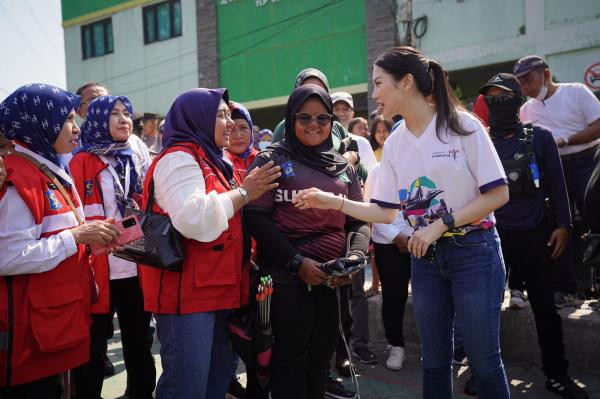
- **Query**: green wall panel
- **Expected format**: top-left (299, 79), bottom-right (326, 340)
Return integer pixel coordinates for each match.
top-left (62, 0), bottom-right (135, 21)
top-left (217, 0), bottom-right (367, 103)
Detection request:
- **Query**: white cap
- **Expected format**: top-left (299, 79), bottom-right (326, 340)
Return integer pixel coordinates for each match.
top-left (331, 91), bottom-right (354, 109)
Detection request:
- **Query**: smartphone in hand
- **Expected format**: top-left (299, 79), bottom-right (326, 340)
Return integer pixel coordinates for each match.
top-left (91, 215), bottom-right (144, 255)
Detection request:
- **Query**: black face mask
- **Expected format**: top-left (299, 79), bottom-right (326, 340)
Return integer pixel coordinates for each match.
top-left (485, 96), bottom-right (522, 138)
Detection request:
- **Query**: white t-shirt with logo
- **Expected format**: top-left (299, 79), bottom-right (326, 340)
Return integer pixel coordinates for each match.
top-left (371, 111), bottom-right (507, 233)
top-left (520, 83), bottom-right (600, 156)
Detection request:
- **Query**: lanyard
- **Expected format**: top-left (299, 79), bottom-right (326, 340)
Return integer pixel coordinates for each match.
top-left (99, 155), bottom-right (131, 198)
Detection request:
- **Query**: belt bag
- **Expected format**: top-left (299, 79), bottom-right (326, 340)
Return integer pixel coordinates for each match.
top-left (113, 179), bottom-right (185, 272)
top-left (502, 155), bottom-right (538, 199)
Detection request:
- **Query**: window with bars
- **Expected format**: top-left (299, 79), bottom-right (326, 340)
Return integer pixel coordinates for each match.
top-left (143, 0), bottom-right (182, 45)
top-left (81, 18), bottom-right (114, 60)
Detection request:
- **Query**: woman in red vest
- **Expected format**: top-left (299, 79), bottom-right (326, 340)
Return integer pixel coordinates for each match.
top-left (226, 101), bottom-right (258, 176)
top-left (70, 95), bottom-right (156, 398)
top-left (141, 88), bottom-right (280, 399)
top-left (0, 84), bottom-right (120, 399)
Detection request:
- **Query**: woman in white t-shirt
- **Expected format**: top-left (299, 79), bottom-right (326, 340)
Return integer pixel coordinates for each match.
top-left (294, 47), bottom-right (510, 399)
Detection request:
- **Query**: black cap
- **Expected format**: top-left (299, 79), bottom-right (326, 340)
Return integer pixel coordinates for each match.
top-left (293, 68), bottom-right (330, 91)
top-left (143, 112), bottom-right (158, 121)
top-left (513, 55), bottom-right (548, 78)
top-left (479, 73), bottom-right (522, 97)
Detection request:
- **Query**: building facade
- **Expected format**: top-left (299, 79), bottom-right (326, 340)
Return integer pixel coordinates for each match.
top-left (62, 0), bottom-right (600, 127)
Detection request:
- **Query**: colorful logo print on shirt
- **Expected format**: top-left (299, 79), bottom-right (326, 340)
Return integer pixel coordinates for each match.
top-left (44, 189), bottom-right (63, 210)
top-left (400, 176), bottom-right (447, 229)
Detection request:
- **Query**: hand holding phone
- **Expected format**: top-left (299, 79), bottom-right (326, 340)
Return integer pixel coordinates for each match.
top-left (91, 215), bottom-right (143, 255)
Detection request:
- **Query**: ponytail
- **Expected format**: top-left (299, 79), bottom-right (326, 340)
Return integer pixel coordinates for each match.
top-left (427, 60), bottom-right (472, 137)
top-left (374, 46), bottom-right (472, 140)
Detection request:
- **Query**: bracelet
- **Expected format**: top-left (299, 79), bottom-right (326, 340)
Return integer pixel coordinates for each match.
top-left (339, 196), bottom-right (345, 211)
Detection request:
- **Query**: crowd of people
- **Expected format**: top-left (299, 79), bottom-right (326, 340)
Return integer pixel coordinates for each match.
top-left (0, 45), bottom-right (599, 399)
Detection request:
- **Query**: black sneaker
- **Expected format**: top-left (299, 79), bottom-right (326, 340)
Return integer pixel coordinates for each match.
top-left (228, 376), bottom-right (246, 398)
top-left (103, 354), bottom-right (115, 376)
top-left (336, 357), bottom-right (351, 378)
top-left (353, 347), bottom-right (378, 364)
top-left (325, 377), bottom-right (356, 399)
top-left (463, 374), bottom-right (477, 396)
top-left (546, 376), bottom-right (589, 399)
top-left (453, 345), bottom-right (468, 366)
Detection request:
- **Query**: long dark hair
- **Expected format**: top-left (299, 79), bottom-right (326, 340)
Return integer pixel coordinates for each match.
top-left (374, 46), bottom-right (472, 139)
top-left (369, 116), bottom-right (392, 150)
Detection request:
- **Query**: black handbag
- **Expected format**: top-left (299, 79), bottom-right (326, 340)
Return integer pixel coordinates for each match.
top-left (582, 233), bottom-right (600, 268)
top-left (113, 179), bottom-right (185, 272)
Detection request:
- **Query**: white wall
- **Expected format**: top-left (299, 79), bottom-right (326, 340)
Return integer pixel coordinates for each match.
top-left (402, 0), bottom-right (600, 84)
top-left (64, 0), bottom-right (198, 115)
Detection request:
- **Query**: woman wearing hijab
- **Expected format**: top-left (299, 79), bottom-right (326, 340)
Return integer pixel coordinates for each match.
top-left (245, 84), bottom-right (370, 399)
top-left (257, 129), bottom-right (273, 151)
top-left (0, 84), bottom-right (120, 399)
top-left (226, 101), bottom-right (258, 175)
top-left (69, 95), bottom-right (155, 399)
top-left (139, 88), bottom-right (280, 398)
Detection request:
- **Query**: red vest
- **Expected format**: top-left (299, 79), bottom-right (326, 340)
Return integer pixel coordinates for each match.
top-left (227, 148), bottom-right (258, 177)
top-left (69, 152), bottom-right (115, 314)
top-left (0, 154), bottom-right (91, 386)
top-left (139, 143), bottom-right (249, 314)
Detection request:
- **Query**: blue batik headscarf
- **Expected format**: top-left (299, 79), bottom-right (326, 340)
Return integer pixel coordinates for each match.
top-left (162, 88), bottom-right (233, 180)
top-left (80, 95), bottom-right (143, 214)
top-left (0, 83), bottom-right (80, 169)
top-left (230, 101), bottom-right (254, 160)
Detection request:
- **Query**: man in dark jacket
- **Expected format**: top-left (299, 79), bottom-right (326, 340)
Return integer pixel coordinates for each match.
top-left (480, 73), bottom-right (588, 399)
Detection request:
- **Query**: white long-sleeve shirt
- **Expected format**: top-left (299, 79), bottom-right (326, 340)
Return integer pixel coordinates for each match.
top-left (0, 146), bottom-right (78, 275)
top-left (364, 163), bottom-right (413, 244)
top-left (153, 151), bottom-right (235, 242)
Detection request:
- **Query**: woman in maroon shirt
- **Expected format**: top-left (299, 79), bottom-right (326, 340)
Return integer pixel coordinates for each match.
top-left (245, 85), bottom-right (369, 399)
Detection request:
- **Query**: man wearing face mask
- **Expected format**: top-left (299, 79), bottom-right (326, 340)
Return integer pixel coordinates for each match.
top-left (516, 56), bottom-right (600, 305)
top-left (481, 73), bottom-right (589, 399)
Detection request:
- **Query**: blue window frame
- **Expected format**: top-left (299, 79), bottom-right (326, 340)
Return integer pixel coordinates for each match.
top-left (81, 18), bottom-right (113, 60)
top-left (143, 0), bottom-right (182, 45)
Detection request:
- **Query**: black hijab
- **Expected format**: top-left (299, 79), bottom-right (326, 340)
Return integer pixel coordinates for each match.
top-left (275, 84), bottom-right (348, 177)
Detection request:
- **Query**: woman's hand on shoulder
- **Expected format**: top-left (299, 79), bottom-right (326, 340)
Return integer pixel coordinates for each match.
top-left (293, 188), bottom-right (341, 211)
top-left (297, 257), bottom-right (327, 285)
top-left (242, 160), bottom-right (281, 201)
top-left (70, 219), bottom-right (121, 245)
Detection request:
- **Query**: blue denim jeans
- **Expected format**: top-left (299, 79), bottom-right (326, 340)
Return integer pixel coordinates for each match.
top-left (155, 310), bottom-right (237, 399)
top-left (411, 228), bottom-right (509, 399)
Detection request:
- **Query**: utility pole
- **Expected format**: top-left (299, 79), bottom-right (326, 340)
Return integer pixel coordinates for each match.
top-left (398, 0), bottom-right (413, 46)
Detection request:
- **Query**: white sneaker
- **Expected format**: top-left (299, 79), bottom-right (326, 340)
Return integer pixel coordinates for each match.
top-left (385, 345), bottom-right (405, 371)
top-left (509, 290), bottom-right (528, 309)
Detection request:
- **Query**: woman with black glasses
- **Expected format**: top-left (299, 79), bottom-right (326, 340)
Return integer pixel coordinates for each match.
top-left (245, 84), bottom-right (369, 399)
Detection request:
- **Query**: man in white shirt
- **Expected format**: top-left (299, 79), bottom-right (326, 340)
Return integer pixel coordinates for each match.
top-left (332, 91), bottom-right (377, 173)
top-left (516, 55), bottom-right (600, 302)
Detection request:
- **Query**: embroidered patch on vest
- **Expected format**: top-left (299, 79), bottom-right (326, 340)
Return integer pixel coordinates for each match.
top-left (44, 189), bottom-right (62, 210)
top-left (84, 179), bottom-right (93, 197)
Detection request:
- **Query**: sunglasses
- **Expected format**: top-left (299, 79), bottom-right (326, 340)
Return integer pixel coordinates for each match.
top-left (484, 93), bottom-right (517, 103)
top-left (295, 113), bottom-right (333, 126)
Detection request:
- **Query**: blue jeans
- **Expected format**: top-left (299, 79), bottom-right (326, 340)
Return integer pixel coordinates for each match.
top-left (411, 229), bottom-right (509, 399)
top-left (155, 310), bottom-right (237, 399)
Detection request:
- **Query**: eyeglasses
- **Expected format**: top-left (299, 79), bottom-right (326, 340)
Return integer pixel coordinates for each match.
top-left (295, 113), bottom-right (333, 126)
top-left (484, 93), bottom-right (516, 103)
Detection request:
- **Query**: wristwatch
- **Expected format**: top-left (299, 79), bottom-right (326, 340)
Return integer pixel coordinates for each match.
top-left (563, 137), bottom-right (569, 147)
top-left (237, 187), bottom-right (249, 204)
top-left (287, 254), bottom-right (305, 275)
top-left (441, 213), bottom-right (455, 231)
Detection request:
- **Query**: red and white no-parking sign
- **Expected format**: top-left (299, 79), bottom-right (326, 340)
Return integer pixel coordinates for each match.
top-left (584, 62), bottom-right (600, 90)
